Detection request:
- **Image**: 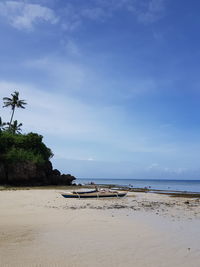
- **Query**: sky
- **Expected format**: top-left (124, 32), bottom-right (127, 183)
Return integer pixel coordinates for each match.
top-left (0, 0), bottom-right (200, 179)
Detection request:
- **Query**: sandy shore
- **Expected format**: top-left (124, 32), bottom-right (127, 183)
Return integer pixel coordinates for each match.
top-left (0, 189), bottom-right (200, 267)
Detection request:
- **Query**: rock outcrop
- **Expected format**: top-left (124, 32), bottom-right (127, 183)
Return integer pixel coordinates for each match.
top-left (0, 160), bottom-right (76, 186)
top-left (0, 131), bottom-right (76, 186)
top-left (0, 163), bottom-right (6, 183)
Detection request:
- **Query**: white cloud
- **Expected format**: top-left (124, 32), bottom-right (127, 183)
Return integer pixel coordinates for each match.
top-left (0, 80), bottom-right (133, 152)
top-left (0, 81), bottom-right (103, 138)
top-left (24, 53), bottom-right (159, 104)
top-left (0, 1), bottom-right (58, 30)
top-left (0, 0), bottom-right (165, 31)
top-left (25, 56), bottom-right (89, 91)
top-left (0, 80), bottom-right (172, 154)
top-left (1, 80), bottom-right (200, 176)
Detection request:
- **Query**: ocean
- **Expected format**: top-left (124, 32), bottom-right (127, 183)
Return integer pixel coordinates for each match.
top-left (76, 178), bottom-right (200, 193)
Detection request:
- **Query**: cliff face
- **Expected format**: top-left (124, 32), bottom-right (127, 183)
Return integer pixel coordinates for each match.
top-left (0, 160), bottom-right (76, 186)
top-left (0, 132), bottom-right (76, 186)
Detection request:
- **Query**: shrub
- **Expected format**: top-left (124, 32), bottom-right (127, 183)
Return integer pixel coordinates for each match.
top-left (0, 131), bottom-right (53, 164)
top-left (5, 148), bottom-right (45, 164)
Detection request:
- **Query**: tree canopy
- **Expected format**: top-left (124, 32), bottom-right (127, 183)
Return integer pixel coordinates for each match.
top-left (1, 91), bottom-right (53, 165)
top-left (0, 131), bottom-right (53, 164)
top-left (3, 91), bottom-right (27, 130)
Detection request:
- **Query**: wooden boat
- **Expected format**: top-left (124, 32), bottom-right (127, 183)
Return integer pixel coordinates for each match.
top-left (72, 189), bottom-right (97, 194)
top-left (61, 191), bottom-right (127, 198)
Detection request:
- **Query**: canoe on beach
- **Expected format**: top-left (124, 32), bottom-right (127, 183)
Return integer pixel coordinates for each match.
top-left (72, 189), bottom-right (98, 194)
top-left (61, 191), bottom-right (127, 198)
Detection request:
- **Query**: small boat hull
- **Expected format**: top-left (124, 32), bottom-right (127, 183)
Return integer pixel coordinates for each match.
top-left (72, 189), bottom-right (97, 194)
top-left (61, 192), bottom-right (127, 199)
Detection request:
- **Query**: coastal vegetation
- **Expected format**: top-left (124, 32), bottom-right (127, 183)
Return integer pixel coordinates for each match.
top-left (0, 131), bottom-right (53, 164)
top-left (0, 91), bottom-right (75, 186)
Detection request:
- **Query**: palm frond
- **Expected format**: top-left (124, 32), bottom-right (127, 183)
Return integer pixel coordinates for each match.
top-left (3, 97), bottom-right (12, 101)
top-left (20, 100), bottom-right (27, 105)
top-left (17, 105), bottom-right (25, 109)
top-left (17, 101), bottom-right (27, 108)
top-left (11, 91), bottom-right (19, 98)
top-left (18, 99), bottom-right (27, 106)
top-left (3, 103), bottom-right (13, 108)
top-left (8, 120), bottom-right (23, 134)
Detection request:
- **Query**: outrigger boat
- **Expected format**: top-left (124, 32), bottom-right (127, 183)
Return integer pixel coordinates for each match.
top-left (61, 189), bottom-right (127, 199)
top-left (71, 189), bottom-right (98, 195)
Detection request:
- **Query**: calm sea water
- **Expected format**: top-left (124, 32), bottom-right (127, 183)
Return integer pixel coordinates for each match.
top-left (76, 178), bottom-right (200, 193)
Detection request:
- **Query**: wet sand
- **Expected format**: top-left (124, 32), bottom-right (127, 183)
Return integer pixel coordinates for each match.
top-left (0, 189), bottom-right (200, 267)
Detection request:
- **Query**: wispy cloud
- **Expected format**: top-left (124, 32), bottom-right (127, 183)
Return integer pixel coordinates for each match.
top-left (64, 39), bottom-right (81, 56)
top-left (0, 80), bottom-right (123, 141)
top-left (0, 0), bottom-right (166, 31)
top-left (0, 1), bottom-right (58, 30)
top-left (22, 53), bottom-right (159, 108)
top-left (61, 0), bottom-right (166, 29)
top-left (135, 0), bottom-right (165, 24)
top-left (1, 80), bottom-right (200, 177)
top-left (25, 56), bottom-right (90, 93)
top-left (0, 80), bottom-right (172, 153)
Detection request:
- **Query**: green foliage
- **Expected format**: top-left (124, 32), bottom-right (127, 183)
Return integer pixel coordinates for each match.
top-left (5, 148), bottom-right (45, 164)
top-left (0, 131), bottom-right (53, 164)
top-left (5, 120), bottom-right (23, 134)
top-left (1, 91), bottom-right (54, 166)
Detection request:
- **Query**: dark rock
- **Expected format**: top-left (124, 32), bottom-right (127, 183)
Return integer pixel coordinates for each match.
top-left (0, 163), bottom-right (6, 183)
top-left (0, 160), bottom-right (76, 186)
top-left (7, 161), bottom-right (46, 185)
top-left (52, 169), bottom-right (61, 176)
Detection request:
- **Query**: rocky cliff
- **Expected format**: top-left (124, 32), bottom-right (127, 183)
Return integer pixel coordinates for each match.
top-left (0, 132), bottom-right (76, 186)
top-left (0, 160), bottom-right (76, 186)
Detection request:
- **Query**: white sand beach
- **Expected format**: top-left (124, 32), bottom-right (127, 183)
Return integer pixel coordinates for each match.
top-left (0, 189), bottom-right (200, 267)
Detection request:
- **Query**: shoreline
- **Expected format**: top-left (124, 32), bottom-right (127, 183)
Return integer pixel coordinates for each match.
top-left (1, 183), bottom-right (200, 198)
top-left (77, 178), bottom-right (200, 193)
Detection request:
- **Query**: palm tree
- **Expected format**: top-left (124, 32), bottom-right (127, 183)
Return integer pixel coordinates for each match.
top-left (6, 120), bottom-right (23, 134)
top-left (0, 117), bottom-right (6, 132)
top-left (3, 91), bottom-right (27, 129)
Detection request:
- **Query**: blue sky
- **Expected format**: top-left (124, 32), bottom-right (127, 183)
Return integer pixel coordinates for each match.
top-left (0, 0), bottom-right (200, 179)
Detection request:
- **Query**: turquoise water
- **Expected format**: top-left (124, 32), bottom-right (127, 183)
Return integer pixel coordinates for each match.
top-left (76, 178), bottom-right (200, 193)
